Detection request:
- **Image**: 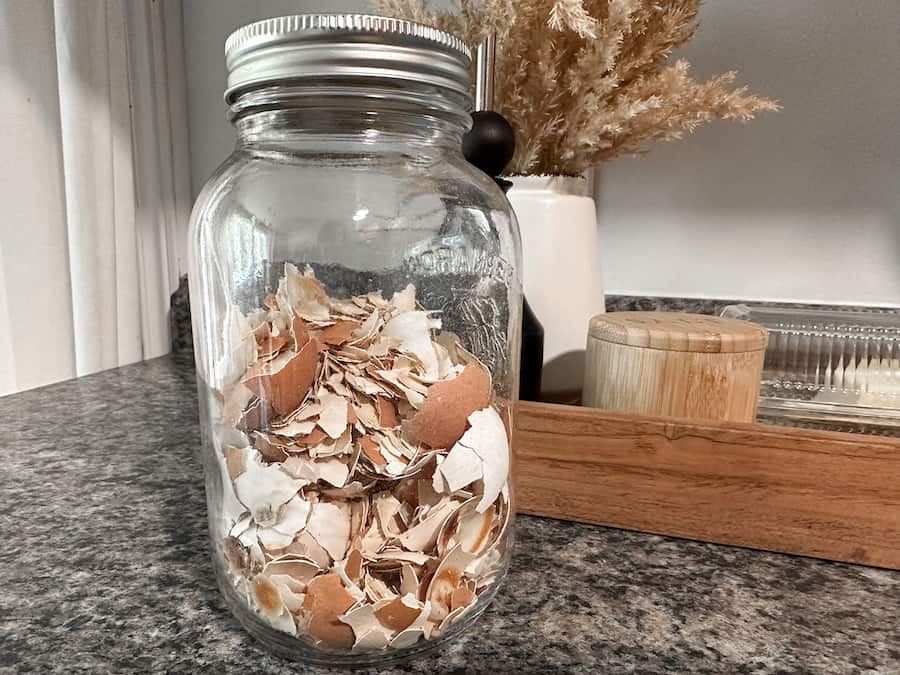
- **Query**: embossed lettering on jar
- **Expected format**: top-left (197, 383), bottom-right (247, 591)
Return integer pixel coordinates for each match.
top-left (187, 14), bottom-right (522, 665)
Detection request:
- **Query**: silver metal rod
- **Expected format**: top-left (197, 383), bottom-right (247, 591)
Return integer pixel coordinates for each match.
top-left (474, 33), bottom-right (496, 112)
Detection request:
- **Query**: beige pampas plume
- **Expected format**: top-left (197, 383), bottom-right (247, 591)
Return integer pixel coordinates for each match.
top-left (372, 0), bottom-right (779, 175)
top-left (548, 0), bottom-right (597, 38)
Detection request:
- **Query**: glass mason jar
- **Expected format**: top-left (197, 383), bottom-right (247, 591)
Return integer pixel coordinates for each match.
top-left (187, 15), bottom-right (521, 666)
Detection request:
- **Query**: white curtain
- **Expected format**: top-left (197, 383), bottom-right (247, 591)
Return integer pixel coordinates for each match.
top-left (0, 0), bottom-right (190, 395)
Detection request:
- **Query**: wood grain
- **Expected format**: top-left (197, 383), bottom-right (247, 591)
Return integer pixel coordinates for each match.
top-left (513, 401), bottom-right (900, 569)
top-left (583, 339), bottom-right (764, 422)
top-left (588, 311), bottom-right (768, 353)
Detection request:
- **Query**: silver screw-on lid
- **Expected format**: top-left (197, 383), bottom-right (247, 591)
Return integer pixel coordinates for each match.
top-left (224, 14), bottom-right (472, 104)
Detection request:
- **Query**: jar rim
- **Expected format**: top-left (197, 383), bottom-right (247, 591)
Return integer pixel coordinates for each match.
top-left (224, 14), bottom-right (472, 106)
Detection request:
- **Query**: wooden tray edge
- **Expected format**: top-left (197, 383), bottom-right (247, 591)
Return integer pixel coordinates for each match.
top-left (513, 401), bottom-right (900, 570)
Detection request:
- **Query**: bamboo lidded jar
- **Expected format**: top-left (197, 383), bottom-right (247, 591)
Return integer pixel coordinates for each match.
top-left (583, 312), bottom-right (768, 423)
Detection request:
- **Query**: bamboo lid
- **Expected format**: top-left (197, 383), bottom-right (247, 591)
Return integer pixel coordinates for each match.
top-left (588, 312), bottom-right (768, 353)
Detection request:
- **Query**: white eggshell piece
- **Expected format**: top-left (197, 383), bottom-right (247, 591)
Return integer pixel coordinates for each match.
top-left (257, 527), bottom-right (295, 550)
top-left (306, 501), bottom-right (350, 562)
top-left (382, 311), bottom-right (439, 379)
top-left (374, 550), bottom-right (432, 566)
top-left (229, 513), bottom-right (253, 539)
top-left (399, 564), bottom-right (419, 597)
top-left (397, 500), bottom-right (458, 552)
top-left (276, 496), bottom-right (312, 534)
top-left (317, 389), bottom-right (349, 439)
top-left (389, 284), bottom-right (417, 313)
top-left (234, 459), bottom-right (304, 526)
top-left (214, 304), bottom-right (258, 389)
top-left (457, 407), bottom-right (510, 512)
top-left (316, 457), bottom-right (350, 488)
top-left (220, 454), bottom-right (250, 531)
top-left (272, 418), bottom-right (316, 437)
top-left (433, 443), bottom-right (482, 493)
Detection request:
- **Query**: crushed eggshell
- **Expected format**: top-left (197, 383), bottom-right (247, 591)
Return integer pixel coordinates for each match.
top-left (243, 340), bottom-right (320, 416)
top-left (340, 603), bottom-right (395, 651)
top-left (303, 573), bottom-right (357, 648)
top-left (374, 594), bottom-right (421, 632)
top-left (397, 500), bottom-right (457, 552)
top-left (315, 457), bottom-right (350, 488)
top-left (234, 458), bottom-right (305, 527)
top-left (320, 320), bottom-right (361, 345)
top-left (376, 395), bottom-right (399, 428)
top-left (268, 574), bottom-right (305, 613)
top-left (306, 501), bottom-right (350, 562)
top-left (388, 600), bottom-right (432, 650)
top-left (399, 564), bottom-right (419, 597)
top-left (264, 557), bottom-right (320, 585)
top-left (212, 266), bottom-right (511, 653)
top-left (256, 496), bottom-right (311, 549)
top-left (460, 407), bottom-right (510, 513)
top-left (214, 304), bottom-right (259, 388)
top-left (432, 443), bottom-right (482, 494)
top-left (285, 531), bottom-right (332, 570)
top-left (456, 500), bottom-right (497, 554)
top-left (317, 389), bottom-right (349, 439)
top-left (450, 581), bottom-right (477, 612)
top-left (427, 544), bottom-right (475, 612)
top-left (382, 311), bottom-right (441, 379)
top-left (407, 362), bottom-right (491, 449)
top-left (251, 573), bottom-right (299, 635)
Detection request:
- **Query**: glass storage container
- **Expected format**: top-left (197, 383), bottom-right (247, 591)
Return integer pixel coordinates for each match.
top-left (187, 15), bottom-right (521, 665)
top-left (721, 304), bottom-right (900, 433)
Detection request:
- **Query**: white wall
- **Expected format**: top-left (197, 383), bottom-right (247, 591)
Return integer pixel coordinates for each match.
top-left (183, 0), bottom-right (368, 197)
top-left (183, 1), bottom-right (900, 306)
top-left (597, 0), bottom-right (900, 306)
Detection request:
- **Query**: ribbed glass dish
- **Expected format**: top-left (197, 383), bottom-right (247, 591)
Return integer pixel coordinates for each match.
top-left (720, 305), bottom-right (900, 434)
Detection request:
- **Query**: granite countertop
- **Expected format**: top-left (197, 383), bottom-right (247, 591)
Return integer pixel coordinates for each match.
top-left (2, 355), bottom-right (899, 674)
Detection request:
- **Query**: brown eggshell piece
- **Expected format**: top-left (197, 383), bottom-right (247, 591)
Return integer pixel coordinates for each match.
top-left (376, 395), bottom-right (399, 428)
top-left (430, 567), bottom-right (462, 608)
top-left (243, 338), bottom-right (320, 416)
top-left (253, 575), bottom-right (284, 616)
top-left (374, 597), bottom-right (420, 632)
top-left (254, 320), bottom-right (272, 342)
top-left (345, 548), bottom-right (363, 582)
top-left (238, 397), bottom-right (272, 434)
top-left (291, 312), bottom-right (310, 350)
top-left (408, 363), bottom-right (491, 449)
top-left (302, 573), bottom-right (357, 648)
top-left (253, 432), bottom-right (288, 463)
top-left (223, 536), bottom-right (247, 575)
top-left (320, 320), bottom-right (360, 345)
top-left (296, 427), bottom-right (328, 446)
top-left (360, 436), bottom-right (386, 466)
top-left (257, 333), bottom-right (288, 359)
top-left (222, 381), bottom-right (255, 427)
top-left (222, 446), bottom-right (247, 481)
top-left (450, 584), bottom-right (476, 612)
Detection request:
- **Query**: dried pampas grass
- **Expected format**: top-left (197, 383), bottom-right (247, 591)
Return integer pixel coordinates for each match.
top-left (373, 0), bottom-right (779, 176)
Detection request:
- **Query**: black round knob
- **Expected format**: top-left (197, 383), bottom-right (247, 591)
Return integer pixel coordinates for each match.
top-left (462, 110), bottom-right (516, 178)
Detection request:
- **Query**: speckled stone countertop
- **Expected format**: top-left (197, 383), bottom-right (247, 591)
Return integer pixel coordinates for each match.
top-left (2, 355), bottom-right (899, 674)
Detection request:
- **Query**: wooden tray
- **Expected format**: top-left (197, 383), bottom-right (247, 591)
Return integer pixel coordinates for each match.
top-left (513, 401), bottom-right (900, 570)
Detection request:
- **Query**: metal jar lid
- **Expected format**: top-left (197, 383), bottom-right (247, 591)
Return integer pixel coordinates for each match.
top-left (224, 14), bottom-right (472, 104)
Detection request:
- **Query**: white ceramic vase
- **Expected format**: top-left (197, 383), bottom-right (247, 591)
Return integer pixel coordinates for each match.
top-left (506, 174), bottom-right (605, 399)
